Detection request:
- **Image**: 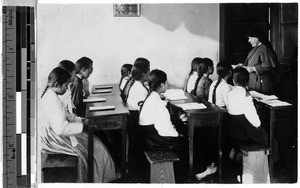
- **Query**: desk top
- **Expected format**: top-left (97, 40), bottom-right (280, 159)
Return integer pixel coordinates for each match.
top-left (91, 83), bottom-right (120, 95)
top-left (86, 94), bottom-right (129, 118)
top-left (169, 93), bottom-right (225, 114)
top-left (253, 99), bottom-right (293, 110)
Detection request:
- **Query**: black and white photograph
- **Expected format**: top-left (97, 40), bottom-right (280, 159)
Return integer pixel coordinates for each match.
top-left (0, 0), bottom-right (298, 187)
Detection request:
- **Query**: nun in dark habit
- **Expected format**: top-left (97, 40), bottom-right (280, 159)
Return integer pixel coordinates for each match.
top-left (240, 27), bottom-right (278, 95)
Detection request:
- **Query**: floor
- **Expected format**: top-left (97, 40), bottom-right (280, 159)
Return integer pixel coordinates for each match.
top-left (111, 150), bottom-right (297, 184)
top-left (110, 134), bottom-right (298, 184)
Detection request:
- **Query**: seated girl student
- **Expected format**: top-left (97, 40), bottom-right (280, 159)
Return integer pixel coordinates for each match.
top-left (138, 69), bottom-right (187, 176)
top-left (70, 56), bottom-right (93, 118)
top-left (195, 58), bottom-right (214, 101)
top-left (39, 67), bottom-right (116, 183)
top-left (121, 58), bottom-right (150, 102)
top-left (208, 61), bottom-right (233, 108)
top-left (227, 67), bottom-right (268, 149)
top-left (125, 58), bottom-right (150, 141)
top-left (183, 57), bottom-right (202, 94)
top-left (119, 63), bottom-right (133, 92)
top-left (58, 60), bottom-right (77, 115)
top-left (82, 78), bottom-right (91, 98)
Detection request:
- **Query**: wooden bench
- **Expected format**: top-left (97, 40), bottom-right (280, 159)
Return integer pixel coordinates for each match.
top-left (144, 151), bottom-right (179, 183)
top-left (42, 154), bottom-right (78, 183)
top-left (237, 143), bottom-right (270, 183)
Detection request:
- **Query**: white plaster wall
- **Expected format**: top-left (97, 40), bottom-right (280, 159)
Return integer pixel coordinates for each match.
top-left (37, 3), bottom-right (219, 96)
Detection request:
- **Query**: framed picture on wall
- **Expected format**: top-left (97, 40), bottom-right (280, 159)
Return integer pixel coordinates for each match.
top-left (113, 4), bottom-right (141, 17)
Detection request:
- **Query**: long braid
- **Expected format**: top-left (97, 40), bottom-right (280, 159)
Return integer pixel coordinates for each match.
top-left (212, 76), bottom-right (222, 104)
top-left (124, 79), bottom-right (135, 103)
top-left (41, 85), bottom-right (49, 98)
top-left (191, 72), bottom-right (203, 96)
top-left (119, 75), bottom-right (125, 88)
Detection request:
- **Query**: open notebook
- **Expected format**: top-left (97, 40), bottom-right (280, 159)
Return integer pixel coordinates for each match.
top-left (94, 85), bottom-right (113, 89)
top-left (249, 90), bottom-right (292, 107)
top-left (83, 97), bottom-right (106, 103)
top-left (162, 89), bottom-right (188, 100)
top-left (260, 99), bottom-right (292, 107)
top-left (92, 89), bottom-right (112, 94)
top-left (176, 102), bottom-right (207, 110)
top-left (89, 105), bottom-right (115, 111)
top-left (249, 90), bottom-right (278, 101)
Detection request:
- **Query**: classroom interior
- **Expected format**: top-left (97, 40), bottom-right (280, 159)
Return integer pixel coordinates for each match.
top-left (36, 3), bottom-right (298, 184)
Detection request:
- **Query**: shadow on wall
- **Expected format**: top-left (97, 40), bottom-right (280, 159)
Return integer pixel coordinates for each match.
top-left (142, 4), bottom-right (219, 41)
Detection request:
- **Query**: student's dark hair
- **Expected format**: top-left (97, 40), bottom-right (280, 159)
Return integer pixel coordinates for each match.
top-left (148, 69), bottom-right (167, 92)
top-left (41, 67), bottom-right (71, 98)
top-left (131, 58), bottom-right (150, 80)
top-left (121, 64), bottom-right (133, 77)
top-left (212, 61), bottom-right (233, 104)
top-left (58, 60), bottom-right (75, 74)
top-left (232, 67), bottom-right (249, 87)
top-left (134, 57), bottom-right (150, 67)
top-left (189, 57), bottom-right (202, 76)
top-left (75, 56), bottom-right (93, 73)
top-left (198, 58), bottom-right (213, 78)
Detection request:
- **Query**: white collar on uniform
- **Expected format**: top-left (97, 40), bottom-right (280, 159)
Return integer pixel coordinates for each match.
top-left (192, 71), bottom-right (198, 75)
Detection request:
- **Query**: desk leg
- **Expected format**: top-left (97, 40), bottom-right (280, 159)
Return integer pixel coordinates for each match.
top-left (188, 116), bottom-right (195, 181)
top-left (88, 126), bottom-right (94, 183)
top-left (269, 110), bottom-right (275, 183)
top-left (218, 113), bottom-right (223, 183)
top-left (122, 116), bottom-right (128, 176)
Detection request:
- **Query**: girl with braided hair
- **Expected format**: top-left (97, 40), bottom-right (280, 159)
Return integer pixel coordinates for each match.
top-left (39, 67), bottom-right (116, 183)
top-left (195, 58), bottom-right (214, 101)
top-left (139, 69), bottom-right (188, 180)
top-left (119, 63), bottom-right (133, 92)
top-left (208, 61), bottom-right (233, 108)
top-left (183, 57), bottom-right (202, 94)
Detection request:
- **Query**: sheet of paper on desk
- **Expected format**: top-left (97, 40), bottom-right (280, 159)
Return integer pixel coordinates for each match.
top-left (250, 90), bottom-right (278, 101)
top-left (89, 105), bottom-right (115, 111)
top-left (95, 85), bottom-right (113, 89)
top-left (163, 89), bottom-right (188, 100)
top-left (176, 102), bottom-right (207, 110)
top-left (83, 97), bottom-right (106, 103)
top-left (92, 89), bottom-right (112, 94)
top-left (260, 99), bottom-right (292, 107)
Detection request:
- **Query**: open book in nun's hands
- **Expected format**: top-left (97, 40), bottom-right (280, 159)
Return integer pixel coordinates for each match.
top-left (162, 89), bottom-right (188, 100)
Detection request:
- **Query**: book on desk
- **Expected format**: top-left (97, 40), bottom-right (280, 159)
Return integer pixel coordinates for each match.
top-left (92, 89), bottom-right (112, 94)
top-left (94, 85), bottom-right (113, 89)
top-left (250, 91), bottom-right (292, 107)
top-left (83, 98), bottom-right (106, 103)
top-left (176, 102), bottom-right (207, 110)
top-left (162, 89), bottom-right (188, 100)
top-left (89, 105), bottom-right (115, 111)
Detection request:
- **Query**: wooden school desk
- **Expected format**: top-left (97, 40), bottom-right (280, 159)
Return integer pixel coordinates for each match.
top-left (168, 93), bottom-right (225, 182)
top-left (85, 94), bottom-right (129, 182)
top-left (91, 83), bottom-right (120, 95)
top-left (254, 99), bottom-right (294, 183)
